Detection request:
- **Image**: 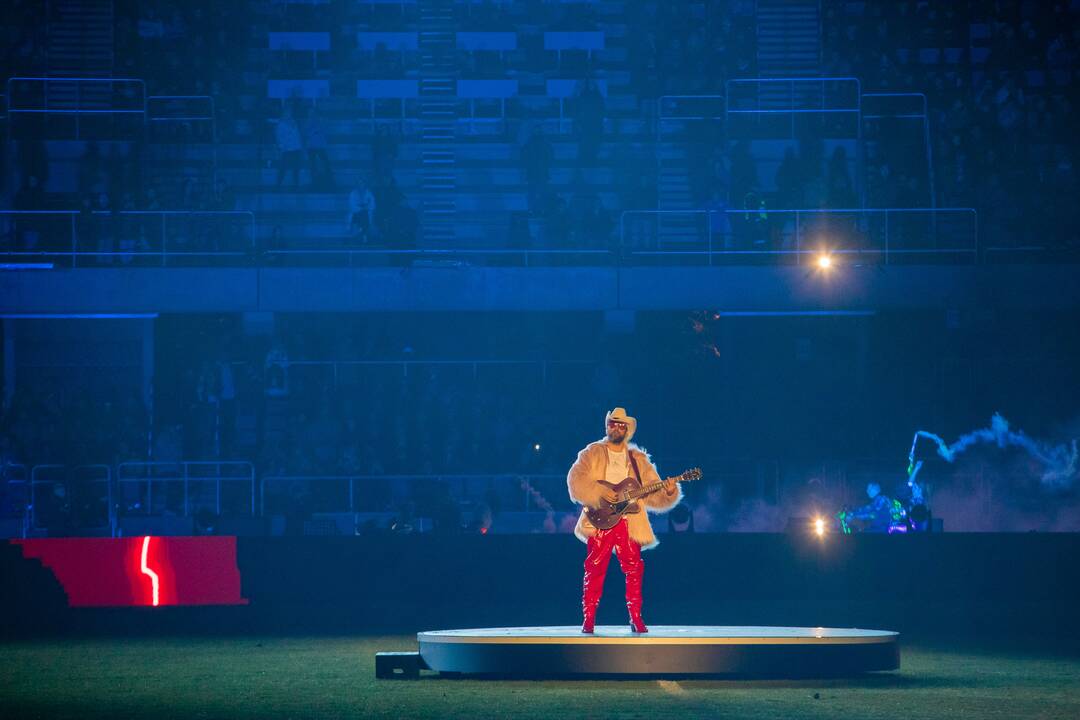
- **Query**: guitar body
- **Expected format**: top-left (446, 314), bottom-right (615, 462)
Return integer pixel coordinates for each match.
top-left (585, 477), bottom-right (645, 530)
top-left (581, 467), bottom-right (701, 531)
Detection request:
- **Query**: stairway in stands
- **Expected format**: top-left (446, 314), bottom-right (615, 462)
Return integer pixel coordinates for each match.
top-left (42, 0), bottom-right (116, 123)
top-left (418, 0), bottom-right (458, 245)
top-left (656, 132), bottom-right (701, 248)
top-left (47, 0), bottom-right (115, 78)
top-left (755, 0), bottom-right (820, 78)
top-left (656, 95), bottom-right (728, 250)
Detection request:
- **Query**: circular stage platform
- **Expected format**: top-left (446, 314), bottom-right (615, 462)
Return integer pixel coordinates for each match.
top-left (417, 626), bottom-right (900, 678)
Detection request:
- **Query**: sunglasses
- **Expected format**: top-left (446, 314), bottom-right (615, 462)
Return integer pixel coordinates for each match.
top-left (607, 420), bottom-right (628, 428)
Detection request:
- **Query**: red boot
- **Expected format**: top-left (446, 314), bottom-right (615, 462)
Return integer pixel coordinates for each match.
top-left (582, 530), bottom-right (614, 633)
top-left (628, 608), bottom-right (648, 634)
top-left (616, 523), bottom-right (648, 633)
top-left (581, 606), bottom-right (596, 634)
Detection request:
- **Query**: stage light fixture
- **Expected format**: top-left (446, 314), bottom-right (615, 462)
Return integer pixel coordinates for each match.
top-left (814, 516), bottom-right (826, 537)
top-left (816, 254), bottom-right (833, 270)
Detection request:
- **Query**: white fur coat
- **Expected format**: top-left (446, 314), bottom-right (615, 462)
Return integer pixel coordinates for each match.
top-left (567, 440), bottom-right (682, 550)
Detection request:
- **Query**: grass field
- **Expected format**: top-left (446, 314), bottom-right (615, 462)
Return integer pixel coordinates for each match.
top-left (2, 635), bottom-right (1078, 719)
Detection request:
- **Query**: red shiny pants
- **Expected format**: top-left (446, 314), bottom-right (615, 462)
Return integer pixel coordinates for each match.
top-left (582, 518), bottom-right (644, 622)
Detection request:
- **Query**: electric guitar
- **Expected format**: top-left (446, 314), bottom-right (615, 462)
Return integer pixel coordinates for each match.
top-left (585, 468), bottom-right (702, 530)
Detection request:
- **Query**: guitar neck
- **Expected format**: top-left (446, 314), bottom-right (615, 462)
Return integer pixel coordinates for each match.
top-left (628, 479), bottom-right (674, 501)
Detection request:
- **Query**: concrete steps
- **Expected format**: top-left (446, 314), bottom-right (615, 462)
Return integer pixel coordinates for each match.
top-left (46, 0), bottom-right (114, 78)
top-left (756, 0), bottom-right (821, 78)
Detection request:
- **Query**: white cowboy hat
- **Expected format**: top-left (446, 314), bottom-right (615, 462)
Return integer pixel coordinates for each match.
top-left (604, 407), bottom-right (637, 442)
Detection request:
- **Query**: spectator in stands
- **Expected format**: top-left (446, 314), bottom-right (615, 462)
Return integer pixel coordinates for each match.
top-left (615, 140), bottom-right (658, 215)
top-left (521, 125), bottom-right (553, 213)
top-left (372, 124), bottom-right (400, 182)
top-left (340, 416), bottom-right (364, 476)
top-left (42, 478), bottom-right (74, 537)
top-left (209, 177), bottom-right (236, 212)
top-left (143, 187), bottom-right (161, 211)
top-left (372, 174), bottom-right (407, 242)
top-left (71, 193), bottom-right (95, 258)
top-left (95, 191), bottom-right (116, 265)
top-left (348, 180), bottom-right (377, 243)
top-left (275, 106), bottom-right (304, 187)
top-left (116, 191), bottom-right (140, 264)
top-left (572, 79), bottom-right (606, 164)
top-left (307, 401), bottom-right (339, 472)
top-left (826, 147), bottom-right (857, 209)
top-left (414, 478), bottom-right (461, 535)
top-left (728, 141), bottom-right (758, 205)
top-left (118, 390), bottom-right (149, 462)
top-left (181, 176), bottom-right (203, 210)
top-left (508, 211), bottom-right (532, 251)
top-left (775, 147), bottom-right (803, 209)
top-left (372, 41), bottom-right (403, 78)
top-left (739, 191), bottom-right (770, 251)
top-left (1046, 30), bottom-right (1076, 68)
top-left (14, 174), bottom-right (45, 252)
top-left (545, 194), bottom-right (573, 251)
top-left (76, 142), bottom-right (104, 199)
top-left (7, 393), bottom-right (35, 463)
top-left (304, 105), bottom-right (334, 190)
top-left (268, 224), bottom-right (284, 252)
top-left (704, 187), bottom-right (732, 250)
top-left (264, 340), bottom-right (289, 398)
top-left (0, 209), bottom-right (11, 255)
top-left (207, 177), bottom-right (239, 254)
top-left (867, 162), bottom-right (898, 208)
top-left (217, 357), bottom-right (238, 455)
top-left (14, 172), bottom-right (43, 209)
top-left (577, 195), bottom-right (614, 251)
top-left (0, 437), bottom-right (21, 517)
top-left (283, 479), bottom-right (313, 535)
top-left (390, 201), bottom-right (419, 254)
top-left (16, 131), bottom-right (47, 196)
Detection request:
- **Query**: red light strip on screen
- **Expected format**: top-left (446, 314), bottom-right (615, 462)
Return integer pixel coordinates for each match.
top-left (140, 536), bottom-right (160, 606)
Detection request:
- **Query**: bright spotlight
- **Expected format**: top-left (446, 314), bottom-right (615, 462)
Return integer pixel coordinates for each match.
top-left (814, 517), bottom-right (826, 537)
top-left (816, 254), bottom-right (833, 270)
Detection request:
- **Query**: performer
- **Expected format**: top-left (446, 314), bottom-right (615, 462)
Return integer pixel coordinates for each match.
top-left (568, 407), bottom-right (681, 634)
top-left (895, 460), bottom-right (931, 531)
top-left (843, 482), bottom-right (902, 533)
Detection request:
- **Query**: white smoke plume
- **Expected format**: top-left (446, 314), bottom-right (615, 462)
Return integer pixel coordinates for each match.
top-left (909, 413), bottom-right (1079, 488)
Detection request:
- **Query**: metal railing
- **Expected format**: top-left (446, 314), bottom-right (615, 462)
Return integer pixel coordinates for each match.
top-left (0, 210), bottom-right (256, 266)
top-left (862, 93), bottom-right (935, 209)
top-left (28, 464), bottom-right (113, 533)
top-left (147, 95), bottom-right (217, 143)
top-left (656, 95), bottom-right (727, 153)
top-left (6, 77), bottom-right (147, 140)
top-left (147, 95), bottom-right (216, 126)
top-left (117, 461), bottom-right (256, 517)
top-left (261, 473), bottom-right (569, 516)
top-left (725, 77), bottom-right (862, 139)
top-left (658, 95), bottom-right (727, 122)
top-left (256, 358), bottom-right (595, 389)
top-left (619, 208), bottom-right (978, 264)
top-left (3, 210), bottom-right (988, 266)
top-left (726, 77), bottom-right (862, 109)
top-left (2, 463), bottom-right (29, 537)
top-left (263, 248), bottom-right (613, 267)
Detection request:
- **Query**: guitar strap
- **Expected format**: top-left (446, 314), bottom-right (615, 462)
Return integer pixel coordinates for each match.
top-left (626, 451), bottom-right (643, 514)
